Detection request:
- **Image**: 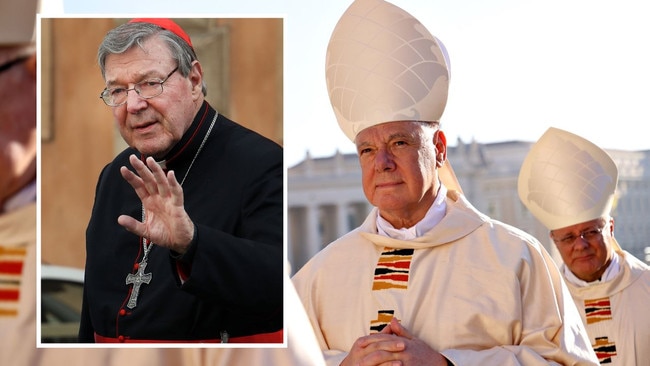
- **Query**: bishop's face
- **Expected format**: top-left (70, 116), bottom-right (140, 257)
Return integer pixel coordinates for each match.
top-left (102, 36), bottom-right (204, 159)
top-left (355, 121), bottom-right (446, 228)
top-left (551, 217), bottom-right (615, 282)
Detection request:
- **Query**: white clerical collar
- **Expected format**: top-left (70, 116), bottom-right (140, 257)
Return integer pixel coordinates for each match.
top-left (563, 251), bottom-right (621, 287)
top-left (376, 184), bottom-right (448, 240)
top-left (3, 180), bottom-right (37, 213)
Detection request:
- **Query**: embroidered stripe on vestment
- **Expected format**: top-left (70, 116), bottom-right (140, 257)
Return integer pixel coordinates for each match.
top-left (0, 246), bottom-right (26, 317)
top-left (371, 247), bottom-right (414, 332)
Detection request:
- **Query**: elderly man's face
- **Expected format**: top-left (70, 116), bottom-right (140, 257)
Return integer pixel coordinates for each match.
top-left (551, 217), bottom-right (614, 282)
top-left (103, 37), bottom-right (203, 158)
top-left (355, 121), bottom-right (445, 228)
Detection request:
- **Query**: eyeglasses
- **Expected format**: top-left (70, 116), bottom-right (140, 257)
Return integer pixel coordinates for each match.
top-left (99, 66), bottom-right (178, 107)
top-left (0, 56), bottom-right (29, 75)
top-left (552, 223), bottom-right (608, 247)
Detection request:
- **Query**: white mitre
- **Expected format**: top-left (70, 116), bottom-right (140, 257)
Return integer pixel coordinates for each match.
top-left (518, 127), bottom-right (618, 231)
top-left (326, 0), bottom-right (450, 140)
top-left (0, 0), bottom-right (38, 45)
top-left (326, 0), bottom-right (462, 191)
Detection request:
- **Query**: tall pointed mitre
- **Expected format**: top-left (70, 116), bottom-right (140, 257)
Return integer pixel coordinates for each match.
top-left (326, 0), bottom-right (450, 139)
top-left (518, 127), bottom-right (618, 230)
top-left (326, 0), bottom-right (462, 191)
top-left (0, 0), bottom-right (38, 45)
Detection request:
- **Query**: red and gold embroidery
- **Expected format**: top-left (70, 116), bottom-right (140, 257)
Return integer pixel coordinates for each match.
top-left (369, 247), bottom-right (414, 332)
top-left (593, 336), bottom-right (617, 364)
top-left (372, 247), bottom-right (414, 290)
top-left (370, 310), bottom-right (394, 333)
top-left (584, 297), bottom-right (613, 324)
top-left (0, 246), bottom-right (26, 317)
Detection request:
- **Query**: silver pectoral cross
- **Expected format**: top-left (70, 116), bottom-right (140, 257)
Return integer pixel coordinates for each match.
top-left (125, 260), bottom-right (152, 309)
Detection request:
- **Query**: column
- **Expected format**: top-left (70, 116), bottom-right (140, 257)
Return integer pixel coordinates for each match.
top-left (337, 202), bottom-right (349, 238)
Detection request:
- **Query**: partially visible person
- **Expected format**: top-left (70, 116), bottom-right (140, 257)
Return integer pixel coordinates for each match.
top-left (0, 1), bottom-right (182, 364)
top-left (0, 1), bottom-right (39, 363)
top-left (292, 0), bottom-right (599, 365)
top-left (518, 127), bottom-right (650, 365)
top-left (80, 18), bottom-right (283, 343)
top-left (182, 267), bottom-right (326, 366)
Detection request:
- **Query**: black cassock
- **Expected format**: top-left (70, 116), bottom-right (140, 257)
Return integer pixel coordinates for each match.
top-left (79, 102), bottom-right (283, 342)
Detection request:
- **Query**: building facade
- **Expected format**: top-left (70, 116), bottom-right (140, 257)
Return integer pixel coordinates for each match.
top-left (288, 139), bottom-right (650, 273)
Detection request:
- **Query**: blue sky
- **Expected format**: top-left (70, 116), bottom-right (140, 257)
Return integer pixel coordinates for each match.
top-left (57, 0), bottom-right (650, 167)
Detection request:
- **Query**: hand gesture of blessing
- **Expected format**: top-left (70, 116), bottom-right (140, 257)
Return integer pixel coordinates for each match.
top-left (117, 154), bottom-right (195, 254)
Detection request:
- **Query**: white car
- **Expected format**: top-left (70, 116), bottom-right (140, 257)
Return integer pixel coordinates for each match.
top-left (41, 264), bottom-right (85, 343)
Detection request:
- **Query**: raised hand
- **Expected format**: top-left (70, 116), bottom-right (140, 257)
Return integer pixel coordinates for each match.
top-left (117, 154), bottom-right (195, 254)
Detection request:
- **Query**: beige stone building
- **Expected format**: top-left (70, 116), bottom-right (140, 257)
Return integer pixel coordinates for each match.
top-left (288, 139), bottom-right (650, 273)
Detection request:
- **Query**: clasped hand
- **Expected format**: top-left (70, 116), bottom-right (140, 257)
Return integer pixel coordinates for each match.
top-left (341, 318), bottom-right (449, 366)
top-left (117, 154), bottom-right (195, 254)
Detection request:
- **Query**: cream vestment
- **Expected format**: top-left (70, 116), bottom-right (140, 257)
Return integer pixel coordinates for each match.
top-left (293, 190), bottom-right (599, 365)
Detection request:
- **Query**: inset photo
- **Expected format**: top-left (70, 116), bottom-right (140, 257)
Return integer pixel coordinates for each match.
top-left (39, 17), bottom-right (285, 346)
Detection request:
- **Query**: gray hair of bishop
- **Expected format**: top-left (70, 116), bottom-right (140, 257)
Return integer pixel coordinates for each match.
top-left (97, 21), bottom-right (207, 96)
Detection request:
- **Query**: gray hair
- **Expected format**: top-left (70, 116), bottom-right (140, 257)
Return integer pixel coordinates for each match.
top-left (97, 21), bottom-right (207, 96)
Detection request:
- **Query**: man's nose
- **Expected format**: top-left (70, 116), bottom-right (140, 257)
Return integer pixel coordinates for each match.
top-left (125, 89), bottom-right (147, 113)
top-left (573, 236), bottom-right (590, 249)
top-left (375, 148), bottom-right (395, 172)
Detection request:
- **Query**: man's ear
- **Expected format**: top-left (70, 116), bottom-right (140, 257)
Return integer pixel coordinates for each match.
top-left (188, 60), bottom-right (204, 99)
top-left (434, 129), bottom-right (447, 167)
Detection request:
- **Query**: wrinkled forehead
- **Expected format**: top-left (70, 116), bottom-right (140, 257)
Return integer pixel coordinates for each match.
top-left (551, 217), bottom-right (608, 236)
top-left (354, 120), bottom-right (440, 145)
